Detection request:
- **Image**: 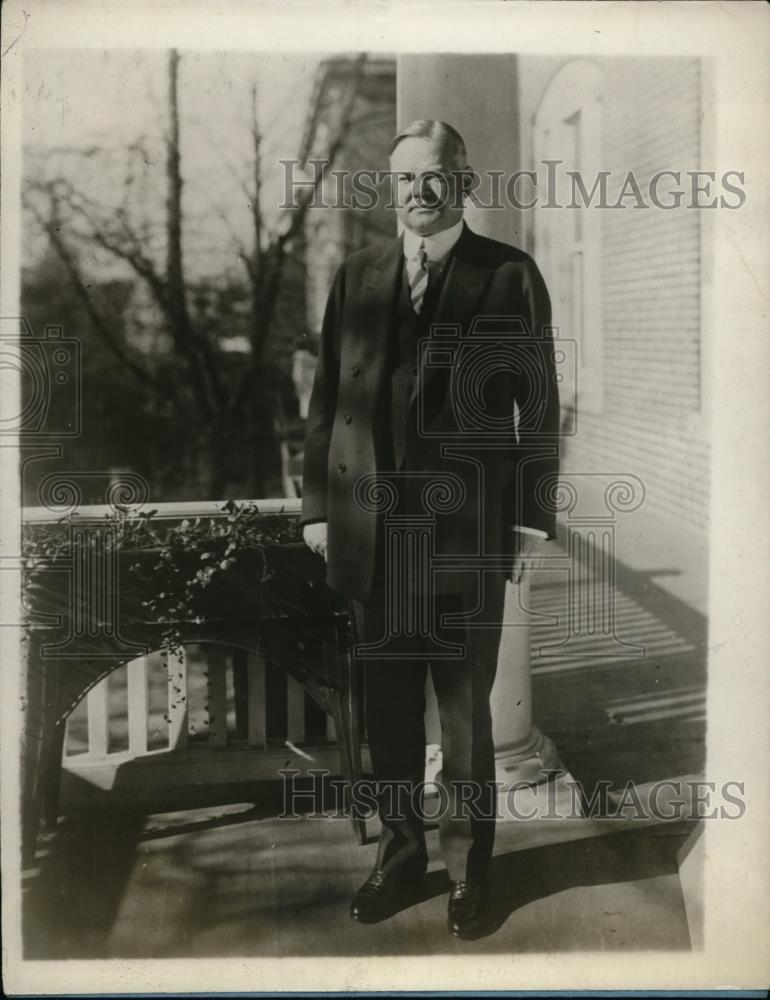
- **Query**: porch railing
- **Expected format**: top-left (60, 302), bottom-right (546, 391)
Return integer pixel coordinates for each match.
top-left (21, 496), bottom-right (302, 524)
top-left (21, 497), bottom-right (367, 846)
top-left (66, 642), bottom-right (336, 753)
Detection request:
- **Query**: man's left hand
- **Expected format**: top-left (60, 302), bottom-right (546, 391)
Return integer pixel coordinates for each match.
top-left (511, 531), bottom-right (547, 585)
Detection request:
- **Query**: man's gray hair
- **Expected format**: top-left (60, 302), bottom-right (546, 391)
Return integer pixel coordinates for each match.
top-left (388, 120), bottom-right (468, 165)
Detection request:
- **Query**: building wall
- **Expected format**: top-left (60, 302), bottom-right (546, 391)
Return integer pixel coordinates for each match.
top-left (310, 54), bottom-right (710, 600)
top-left (398, 54), bottom-right (524, 248)
top-left (519, 55), bottom-right (710, 538)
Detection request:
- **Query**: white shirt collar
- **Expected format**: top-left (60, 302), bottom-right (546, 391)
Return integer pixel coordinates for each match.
top-left (402, 218), bottom-right (464, 263)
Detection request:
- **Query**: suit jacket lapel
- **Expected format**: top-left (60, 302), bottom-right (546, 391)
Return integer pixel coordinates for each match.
top-left (410, 224), bottom-right (492, 408)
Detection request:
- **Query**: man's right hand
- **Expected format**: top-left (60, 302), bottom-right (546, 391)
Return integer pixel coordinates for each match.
top-left (302, 521), bottom-right (328, 561)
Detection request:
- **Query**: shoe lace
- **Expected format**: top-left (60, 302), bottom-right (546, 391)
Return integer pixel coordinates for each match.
top-left (365, 868), bottom-right (388, 889)
top-left (451, 879), bottom-right (482, 902)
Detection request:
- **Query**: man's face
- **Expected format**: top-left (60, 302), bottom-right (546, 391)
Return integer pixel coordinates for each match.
top-left (389, 136), bottom-right (467, 237)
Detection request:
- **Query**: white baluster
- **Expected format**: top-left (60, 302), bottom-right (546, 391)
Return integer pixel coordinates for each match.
top-left (286, 676), bottom-right (305, 745)
top-left (86, 679), bottom-right (109, 758)
top-left (207, 645), bottom-right (228, 749)
top-left (167, 647), bottom-right (188, 751)
top-left (247, 652), bottom-right (267, 748)
top-left (127, 655), bottom-right (149, 755)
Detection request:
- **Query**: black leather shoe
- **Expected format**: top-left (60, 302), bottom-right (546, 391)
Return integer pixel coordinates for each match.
top-left (447, 879), bottom-right (486, 939)
top-left (350, 860), bottom-right (427, 923)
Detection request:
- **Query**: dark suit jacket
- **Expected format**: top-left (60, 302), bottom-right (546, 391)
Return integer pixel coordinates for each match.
top-left (301, 223), bottom-right (560, 603)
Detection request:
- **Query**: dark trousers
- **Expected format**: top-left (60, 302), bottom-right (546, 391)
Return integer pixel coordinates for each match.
top-left (352, 570), bottom-right (506, 883)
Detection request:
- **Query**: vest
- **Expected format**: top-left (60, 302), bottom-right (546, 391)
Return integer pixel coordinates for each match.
top-left (375, 259), bottom-right (450, 476)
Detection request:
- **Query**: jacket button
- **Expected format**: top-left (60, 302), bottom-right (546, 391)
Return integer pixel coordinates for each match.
top-left (338, 463), bottom-right (347, 473)
top-left (351, 366), bottom-right (361, 377)
top-left (344, 414), bottom-right (352, 424)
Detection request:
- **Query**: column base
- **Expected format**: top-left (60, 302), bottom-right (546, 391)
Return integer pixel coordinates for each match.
top-left (495, 729), bottom-right (585, 825)
top-left (424, 731), bottom-right (567, 793)
top-left (494, 726), bottom-right (564, 787)
top-left (400, 736), bottom-right (584, 849)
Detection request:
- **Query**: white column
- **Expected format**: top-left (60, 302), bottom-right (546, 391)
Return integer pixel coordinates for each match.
top-left (491, 577), bottom-right (562, 786)
top-left (422, 577), bottom-right (563, 788)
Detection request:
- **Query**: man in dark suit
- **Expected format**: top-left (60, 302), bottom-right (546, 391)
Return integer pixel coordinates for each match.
top-left (301, 120), bottom-right (559, 937)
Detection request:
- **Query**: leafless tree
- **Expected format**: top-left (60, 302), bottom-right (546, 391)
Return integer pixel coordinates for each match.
top-left (24, 49), bottom-right (368, 498)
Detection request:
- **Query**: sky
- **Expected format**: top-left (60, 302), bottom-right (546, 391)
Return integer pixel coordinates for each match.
top-left (22, 48), bottom-right (326, 278)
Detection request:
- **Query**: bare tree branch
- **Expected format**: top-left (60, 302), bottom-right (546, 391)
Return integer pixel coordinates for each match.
top-left (230, 53), bottom-right (369, 417)
top-left (23, 50), bottom-right (374, 498)
top-left (163, 50), bottom-right (228, 420)
top-left (24, 188), bottom-right (176, 399)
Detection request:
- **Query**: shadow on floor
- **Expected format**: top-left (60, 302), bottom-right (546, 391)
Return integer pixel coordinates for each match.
top-left (22, 779), bottom-right (326, 959)
top-left (23, 542), bottom-right (706, 958)
top-left (479, 821), bottom-right (694, 948)
top-left (23, 799), bottom-right (695, 957)
top-left (23, 808), bottom-right (147, 959)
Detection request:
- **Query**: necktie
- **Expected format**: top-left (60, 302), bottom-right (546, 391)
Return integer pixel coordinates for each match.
top-left (408, 242), bottom-right (429, 314)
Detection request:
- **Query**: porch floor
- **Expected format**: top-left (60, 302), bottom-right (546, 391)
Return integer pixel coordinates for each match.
top-left (23, 801), bottom-right (695, 958)
top-left (22, 525), bottom-right (707, 957)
